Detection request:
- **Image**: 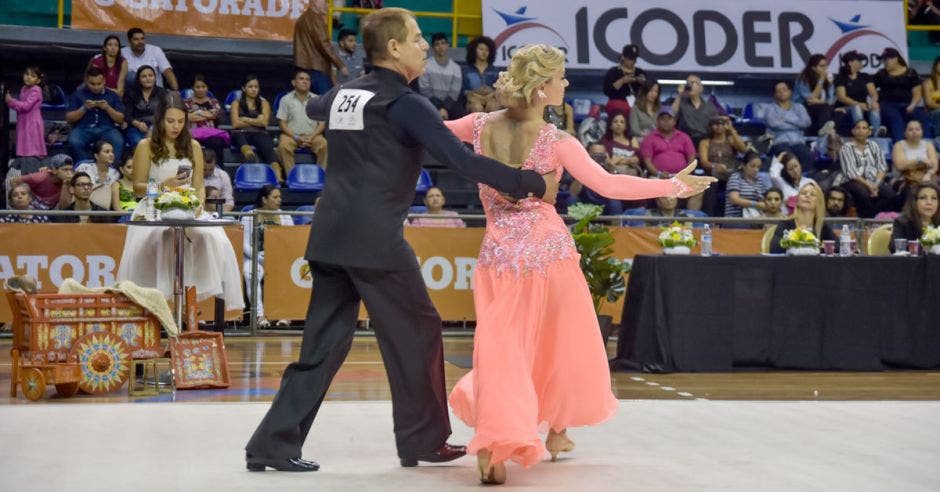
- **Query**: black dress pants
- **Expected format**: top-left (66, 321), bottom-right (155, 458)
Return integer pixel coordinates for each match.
top-left (245, 261), bottom-right (451, 460)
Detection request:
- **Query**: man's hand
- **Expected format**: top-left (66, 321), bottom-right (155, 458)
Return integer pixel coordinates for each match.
top-left (341, 67), bottom-right (350, 77)
top-left (541, 171), bottom-right (559, 205)
top-left (84, 99), bottom-right (96, 110)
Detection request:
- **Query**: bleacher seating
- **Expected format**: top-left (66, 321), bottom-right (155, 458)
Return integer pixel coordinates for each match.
top-left (415, 169), bottom-right (433, 193)
top-left (234, 163), bottom-right (278, 191)
top-left (286, 164), bottom-right (326, 192)
top-left (292, 204), bottom-right (315, 225)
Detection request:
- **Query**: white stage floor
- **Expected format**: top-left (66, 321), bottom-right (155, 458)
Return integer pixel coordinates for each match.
top-left (1, 400), bottom-right (937, 491)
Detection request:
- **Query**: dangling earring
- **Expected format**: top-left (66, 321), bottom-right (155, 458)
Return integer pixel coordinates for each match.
top-left (538, 89), bottom-right (547, 100)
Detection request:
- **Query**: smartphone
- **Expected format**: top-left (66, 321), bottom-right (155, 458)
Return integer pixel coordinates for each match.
top-left (177, 163), bottom-right (192, 179)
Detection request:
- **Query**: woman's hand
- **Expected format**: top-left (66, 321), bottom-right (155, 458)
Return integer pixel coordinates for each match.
top-left (160, 173), bottom-right (189, 190)
top-left (673, 160), bottom-right (717, 198)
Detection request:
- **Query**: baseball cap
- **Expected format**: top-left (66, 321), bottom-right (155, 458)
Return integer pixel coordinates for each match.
top-left (841, 50), bottom-right (865, 62)
top-left (880, 47), bottom-right (901, 60)
top-left (45, 153), bottom-right (74, 169)
top-left (621, 44), bottom-right (639, 60)
top-left (657, 109), bottom-right (674, 118)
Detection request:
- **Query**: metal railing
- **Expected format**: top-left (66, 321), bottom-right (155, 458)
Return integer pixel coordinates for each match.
top-left (328, 1), bottom-right (481, 46)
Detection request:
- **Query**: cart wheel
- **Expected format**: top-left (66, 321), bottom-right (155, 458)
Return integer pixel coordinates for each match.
top-left (21, 367), bottom-right (46, 401)
top-left (55, 382), bottom-right (80, 398)
top-left (70, 332), bottom-right (130, 394)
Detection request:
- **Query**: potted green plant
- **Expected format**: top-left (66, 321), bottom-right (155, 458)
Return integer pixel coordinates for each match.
top-left (567, 203), bottom-right (631, 347)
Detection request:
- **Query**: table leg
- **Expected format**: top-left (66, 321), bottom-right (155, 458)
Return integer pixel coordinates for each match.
top-left (173, 226), bottom-right (185, 331)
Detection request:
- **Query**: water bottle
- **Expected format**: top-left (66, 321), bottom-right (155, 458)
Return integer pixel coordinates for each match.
top-left (146, 178), bottom-right (159, 221)
top-left (701, 224), bottom-right (713, 256)
top-left (839, 224), bottom-right (852, 257)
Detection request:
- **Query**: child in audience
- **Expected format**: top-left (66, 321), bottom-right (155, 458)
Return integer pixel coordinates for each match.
top-left (5, 66), bottom-right (47, 163)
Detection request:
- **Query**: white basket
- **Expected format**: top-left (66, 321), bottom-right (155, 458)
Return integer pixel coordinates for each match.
top-left (786, 246), bottom-right (819, 256)
top-left (662, 246), bottom-right (691, 255)
top-left (160, 208), bottom-right (195, 221)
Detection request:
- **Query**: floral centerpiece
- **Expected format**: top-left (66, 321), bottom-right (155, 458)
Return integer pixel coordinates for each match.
top-left (779, 228), bottom-right (820, 256)
top-left (155, 186), bottom-right (201, 220)
top-left (658, 221), bottom-right (696, 255)
top-left (921, 225), bottom-right (940, 255)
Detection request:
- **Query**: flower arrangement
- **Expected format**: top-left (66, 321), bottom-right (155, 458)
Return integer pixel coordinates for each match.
top-left (779, 228), bottom-right (819, 256)
top-left (658, 221), bottom-right (696, 255)
top-left (921, 225), bottom-right (940, 254)
top-left (155, 186), bottom-right (201, 212)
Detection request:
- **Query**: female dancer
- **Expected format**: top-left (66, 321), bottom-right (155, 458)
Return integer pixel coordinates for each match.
top-left (444, 44), bottom-right (714, 484)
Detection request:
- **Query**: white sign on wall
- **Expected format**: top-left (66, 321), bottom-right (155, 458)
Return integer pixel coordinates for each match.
top-left (482, 1), bottom-right (907, 73)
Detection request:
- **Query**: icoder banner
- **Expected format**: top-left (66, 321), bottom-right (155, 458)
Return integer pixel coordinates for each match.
top-left (260, 226), bottom-right (764, 322)
top-left (72, 0), bottom-right (310, 42)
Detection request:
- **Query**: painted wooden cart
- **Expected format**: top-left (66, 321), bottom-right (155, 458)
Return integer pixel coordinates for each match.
top-left (7, 292), bottom-right (165, 401)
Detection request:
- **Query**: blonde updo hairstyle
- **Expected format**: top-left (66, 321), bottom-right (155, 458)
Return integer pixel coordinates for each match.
top-left (494, 44), bottom-right (566, 108)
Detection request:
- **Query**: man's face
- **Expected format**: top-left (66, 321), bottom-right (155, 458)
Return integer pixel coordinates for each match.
top-left (86, 75), bottom-right (106, 95)
top-left (432, 38), bottom-right (449, 58)
top-left (827, 191), bottom-right (846, 214)
top-left (774, 82), bottom-right (792, 103)
top-left (686, 76), bottom-right (702, 96)
top-left (130, 32), bottom-right (146, 54)
top-left (395, 18), bottom-right (430, 81)
top-left (587, 144), bottom-right (608, 164)
top-left (204, 159), bottom-right (216, 176)
top-left (339, 35), bottom-right (357, 54)
top-left (292, 72), bottom-right (311, 94)
top-left (657, 115), bottom-right (675, 133)
top-left (621, 56), bottom-right (636, 69)
top-left (71, 176), bottom-right (94, 201)
top-left (55, 166), bottom-right (74, 183)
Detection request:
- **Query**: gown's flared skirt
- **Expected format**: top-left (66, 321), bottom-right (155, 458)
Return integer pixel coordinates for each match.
top-left (448, 257), bottom-right (618, 467)
top-left (116, 225), bottom-right (245, 311)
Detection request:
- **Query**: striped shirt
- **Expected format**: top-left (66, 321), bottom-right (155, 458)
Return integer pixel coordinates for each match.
top-left (839, 140), bottom-right (886, 183)
top-left (725, 172), bottom-right (769, 217)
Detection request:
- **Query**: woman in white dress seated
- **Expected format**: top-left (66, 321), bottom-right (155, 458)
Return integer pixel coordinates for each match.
top-left (117, 92), bottom-right (244, 313)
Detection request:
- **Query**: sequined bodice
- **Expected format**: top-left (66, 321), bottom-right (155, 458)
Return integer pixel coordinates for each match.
top-left (473, 113), bottom-right (579, 277)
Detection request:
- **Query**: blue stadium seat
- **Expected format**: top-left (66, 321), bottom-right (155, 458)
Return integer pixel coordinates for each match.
top-left (224, 90), bottom-right (242, 111)
top-left (292, 204), bottom-right (316, 225)
top-left (409, 205), bottom-right (428, 214)
top-left (73, 159), bottom-right (94, 170)
top-left (41, 85), bottom-right (67, 111)
top-left (234, 164), bottom-right (278, 191)
top-left (872, 137), bottom-right (892, 162)
top-left (571, 98), bottom-right (593, 124)
top-left (415, 169), bottom-right (433, 193)
top-left (241, 204), bottom-right (255, 212)
top-left (273, 91), bottom-right (289, 114)
top-left (286, 164), bottom-right (326, 191)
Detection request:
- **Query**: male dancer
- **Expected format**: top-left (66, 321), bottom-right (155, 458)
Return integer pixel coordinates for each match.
top-left (245, 7), bottom-right (558, 472)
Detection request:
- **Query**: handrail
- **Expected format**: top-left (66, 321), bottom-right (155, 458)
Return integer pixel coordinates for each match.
top-left (328, 1), bottom-right (481, 46)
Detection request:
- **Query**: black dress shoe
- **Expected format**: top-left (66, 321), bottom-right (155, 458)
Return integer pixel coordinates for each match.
top-left (400, 442), bottom-right (467, 467)
top-left (246, 454), bottom-right (320, 472)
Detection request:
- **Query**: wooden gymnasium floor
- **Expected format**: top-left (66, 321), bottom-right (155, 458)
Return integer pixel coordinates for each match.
top-left (2, 335), bottom-right (939, 404)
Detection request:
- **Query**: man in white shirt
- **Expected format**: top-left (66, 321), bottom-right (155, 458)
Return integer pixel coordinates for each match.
top-left (201, 148), bottom-right (234, 212)
top-left (122, 27), bottom-right (178, 90)
top-left (418, 33), bottom-right (463, 120)
top-left (276, 70), bottom-right (327, 174)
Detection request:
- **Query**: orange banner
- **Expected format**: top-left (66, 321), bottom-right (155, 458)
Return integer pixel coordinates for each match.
top-left (0, 223), bottom-right (244, 324)
top-left (262, 226), bottom-right (765, 322)
top-left (72, 0), bottom-right (308, 42)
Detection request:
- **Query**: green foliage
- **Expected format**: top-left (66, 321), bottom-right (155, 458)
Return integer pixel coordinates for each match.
top-left (568, 203), bottom-right (630, 313)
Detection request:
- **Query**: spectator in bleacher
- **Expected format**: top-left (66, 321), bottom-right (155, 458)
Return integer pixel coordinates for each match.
top-left (725, 151), bottom-right (770, 218)
top-left (893, 120), bottom-right (938, 185)
top-left (10, 154), bottom-right (73, 210)
top-left (699, 115), bottom-right (746, 216)
top-left (122, 27), bottom-right (178, 91)
top-left (770, 151), bottom-right (817, 214)
top-left (67, 67), bottom-right (125, 163)
top-left (769, 182), bottom-right (835, 253)
top-left (826, 186), bottom-right (852, 217)
top-left (794, 54), bottom-right (836, 137)
top-left (409, 187), bottom-right (466, 228)
top-left (1, 183), bottom-right (49, 223)
top-left (231, 74), bottom-right (282, 181)
top-left (910, 0), bottom-right (940, 24)
top-left (874, 48), bottom-right (933, 142)
top-left (5, 66), bottom-right (47, 163)
top-left (922, 56), bottom-right (940, 138)
top-left (836, 119), bottom-right (899, 218)
top-left (88, 35), bottom-right (128, 98)
top-left (53, 171), bottom-right (112, 223)
top-left (294, 0), bottom-right (347, 95)
top-left (332, 29), bottom-right (365, 86)
top-left (201, 148), bottom-right (234, 212)
top-left (638, 194), bottom-right (701, 224)
top-left (276, 70), bottom-right (328, 175)
top-left (834, 50), bottom-right (883, 137)
top-left (600, 112), bottom-right (641, 175)
top-left (544, 101), bottom-right (576, 136)
top-left (762, 188), bottom-right (785, 218)
top-left (242, 185), bottom-right (293, 328)
top-left (602, 44), bottom-right (646, 117)
top-left (889, 182), bottom-right (939, 252)
top-left (567, 143), bottom-right (632, 215)
top-left (111, 155), bottom-right (138, 212)
top-left (670, 74), bottom-right (720, 146)
top-left (419, 32), bottom-right (463, 120)
top-left (640, 110), bottom-right (701, 209)
top-left (577, 105), bottom-right (606, 147)
top-left (765, 81), bottom-right (815, 172)
top-left (185, 74), bottom-right (228, 165)
top-left (123, 65), bottom-right (167, 151)
top-left (74, 140), bottom-right (120, 210)
top-left (629, 80), bottom-right (660, 140)
top-left (463, 36), bottom-right (500, 113)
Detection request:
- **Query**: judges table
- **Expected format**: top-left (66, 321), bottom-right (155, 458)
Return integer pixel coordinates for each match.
top-left (613, 255), bottom-right (940, 372)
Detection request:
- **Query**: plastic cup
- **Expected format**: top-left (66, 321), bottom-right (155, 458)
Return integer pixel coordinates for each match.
top-left (908, 240), bottom-right (921, 256)
top-left (823, 240), bottom-right (836, 256)
top-left (894, 238), bottom-right (908, 255)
